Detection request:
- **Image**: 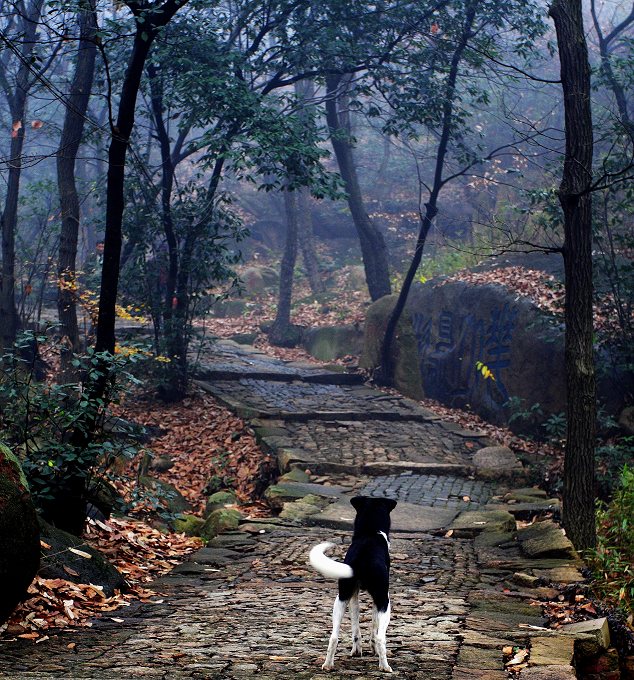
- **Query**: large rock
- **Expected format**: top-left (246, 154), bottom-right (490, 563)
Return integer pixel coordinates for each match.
top-left (360, 295), bottom-right (424, 400)
top-left (38, 519), bottom-right (126, 596)
top-left (241, 266), bottom-right (279, 295)
top-left (139, 476), bottom-right (191, 515)
top-left (473, 446), bottom-right (523, 478)
top-left (301, 325), bottom-right (363, 361)
top-left (406, 279), bottom-right (567, 426)
top-left (0, 443), bottom-right (40, 623)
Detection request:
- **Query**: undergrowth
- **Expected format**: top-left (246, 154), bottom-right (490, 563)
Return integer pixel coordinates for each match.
top-left (589, 464), bottom-right (634, 618)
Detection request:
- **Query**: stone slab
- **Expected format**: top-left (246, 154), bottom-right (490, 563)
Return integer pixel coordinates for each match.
top-left (309, 499), bottom-right (459, 533)
top-left (560, 617), bottom-right (610, 651)
top-left (529, 635), bottom-right (575, 666)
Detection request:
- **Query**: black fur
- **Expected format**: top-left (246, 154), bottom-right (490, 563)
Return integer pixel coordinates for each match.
top-left (338, 496), bottom-right (397, 612)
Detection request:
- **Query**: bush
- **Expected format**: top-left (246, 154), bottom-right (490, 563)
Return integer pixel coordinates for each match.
top-left (590, 465), bottom-right (634, 615)
top-left (0, 332), bottom-right (145, 527)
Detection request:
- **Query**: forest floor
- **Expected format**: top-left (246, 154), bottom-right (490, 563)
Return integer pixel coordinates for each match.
top-left (0, 341), bottom-right (595, 679)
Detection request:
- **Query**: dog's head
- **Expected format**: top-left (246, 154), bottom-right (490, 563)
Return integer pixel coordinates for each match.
top-left (350, 496), bottom-right (397, 536)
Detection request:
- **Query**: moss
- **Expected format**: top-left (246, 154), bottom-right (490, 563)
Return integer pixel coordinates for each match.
top-left (360, 295), bottom-right (423, 400)
top-left (0, 441), bottom-right (29, 490)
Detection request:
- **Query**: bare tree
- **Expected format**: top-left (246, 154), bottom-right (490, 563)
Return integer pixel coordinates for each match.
top-left (550, 0), bottom-right (597, 550)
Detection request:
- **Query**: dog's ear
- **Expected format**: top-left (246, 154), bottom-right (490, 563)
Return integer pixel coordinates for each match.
top-left (382, 498), bottom-right (397, 513)
top-left (350, 496), bottom-right (367, 511)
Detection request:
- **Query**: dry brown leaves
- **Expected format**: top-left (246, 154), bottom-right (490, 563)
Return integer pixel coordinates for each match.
top-left (117, 388), bottom-right (273, 515)
top-left (2, 516), bottom-right (200, 642)
top-left (444, 265), bottom-right (628, 339)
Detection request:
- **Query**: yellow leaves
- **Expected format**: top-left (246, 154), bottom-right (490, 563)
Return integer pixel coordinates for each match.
top-left (475, 361), bottom-right (496, 381)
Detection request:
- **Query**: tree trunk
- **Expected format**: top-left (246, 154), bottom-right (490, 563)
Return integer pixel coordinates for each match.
top-left (269, 189), bottom-right (300, 347)
top-left (377, 1), bottom-right (476, 385)
top-left (57, 0), bottom-right (98, 376)
top-left (325, 74), bottom-right (391, 301)
top-left (550, 0), bottom-right (596, 551)
top-left (50, 1), bottom-right (187, 534)
top-left (0, 0), bottom-right (45, 349)
top-left (297, 186), bottom-right (323, 295)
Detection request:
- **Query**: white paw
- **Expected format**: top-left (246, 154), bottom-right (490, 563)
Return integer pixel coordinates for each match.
top-left (351, 644), bottom-right (362, 657)
top-left (379, 663), bottom-right (393, 673)
top-left (322, 662), bottom-right (334, 671)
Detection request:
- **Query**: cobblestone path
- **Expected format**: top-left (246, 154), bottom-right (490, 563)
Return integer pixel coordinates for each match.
top-left (0, 342), bottom-right (579, 679)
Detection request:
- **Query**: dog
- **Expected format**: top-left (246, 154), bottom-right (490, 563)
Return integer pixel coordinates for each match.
top-left (309, 495), bottom-right (397, 673)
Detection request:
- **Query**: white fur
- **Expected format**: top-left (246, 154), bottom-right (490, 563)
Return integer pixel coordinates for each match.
top-left (309, 542), bottom-right (354, 580)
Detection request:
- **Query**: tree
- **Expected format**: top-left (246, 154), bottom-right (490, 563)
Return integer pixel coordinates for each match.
top-left (374, 0), bottom-right (546, 384)
top-left (325, 74), bottom-right (391, 301)
top-left (57, 0), bottom-right (98, 376)
top-left (549, 0), bottom-right (596, 551)
top-left (0, 0), bottom-right (46, 349)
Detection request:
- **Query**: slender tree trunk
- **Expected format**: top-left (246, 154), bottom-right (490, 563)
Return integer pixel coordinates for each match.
top-left (269, 189), bottom-right (300, 346)
top-left (57, 0), bottom-right (98, 375)
top-left (147, 62), bottom-right (179, 368)
top-left (377, 1), bottom-right (476, 384)
top-left (297, 186), bottom-right (323, 294)
top-left (550, 0), bottom-right (596, 551)
top-left (325, 74), bottom-right (391, 301)
top-left (0, 0), bottom-right (45, 349)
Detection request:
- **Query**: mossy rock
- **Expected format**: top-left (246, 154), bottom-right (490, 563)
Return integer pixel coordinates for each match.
top-left (301, 325), bottom-right (364, 361)
top-left (201, 508), bottom-right (243, 540)
top-left (173, 514), bottom-right (206, 537)
top-left (360, 295), bottom-right (423, 400)
top-left (204, 490), bottom-right (237, 517)
top-left (0, 442), bottom-right (40, 624)
top-left (139, 476), bottom-right (191, 515)
top-left (278, 468), bottom-right (311, 484)
top-left (38, 518), bottom-right (126, 596)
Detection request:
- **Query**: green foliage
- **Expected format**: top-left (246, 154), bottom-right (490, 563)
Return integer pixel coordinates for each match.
top-left (590, 465), bottom-right (634, 615)
top-left (415, 241), bottom-right (482, 281)
top-left (596, 436), bottom-right (634, 501)
top-left (0, 332), bottom-right (143, 511)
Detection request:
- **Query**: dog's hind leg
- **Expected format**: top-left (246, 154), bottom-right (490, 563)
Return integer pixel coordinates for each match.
top-left (369, 605), bottom-right (377, 654)
top-left (322, 596), bottom-right (347, 671)
top-left (349, 590), bottom-right (362, 656)
top-left (374, 600), bottom-right (392, 673)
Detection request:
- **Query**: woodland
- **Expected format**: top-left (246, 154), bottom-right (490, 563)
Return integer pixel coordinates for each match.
top-left (0, 0), bottom-right (632, 669)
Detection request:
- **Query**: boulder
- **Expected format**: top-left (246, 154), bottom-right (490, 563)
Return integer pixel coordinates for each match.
top-left (201, 508), bottom-right (242, 540)
top-left (360, 295), bottom-right (424, 400)
top-left (264, 481), bottom-right (345, 510)
top-left (38, 519), bottom-right (126, 596)
top-left (0, 443), bottom-right (40, 623)
top-left (241, 266), bottom-right (279, 295)
top-left (618, 405), bottom-right (634, 435)
top-left (173, 513), bottom-right (206, 537)
top-left (405, 279), bottom-right (566, 427)
top-left (150, 454), bottom-right (175, 473)
top-left (473, 446), bottom-right (523, 478)
top-left (139, 476), bottom-right (191, 515)
top-left (301, 325), bottom-right (364, 361)
top-left (204, 490), bottom-right (237, 517)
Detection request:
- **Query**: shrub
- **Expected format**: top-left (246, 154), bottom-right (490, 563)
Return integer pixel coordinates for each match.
top-left (590, 465), bottom-right (634, 615)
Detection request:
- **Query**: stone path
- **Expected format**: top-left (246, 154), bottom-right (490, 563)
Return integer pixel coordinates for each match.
top-left (0, 341), bottom-right (587, 679)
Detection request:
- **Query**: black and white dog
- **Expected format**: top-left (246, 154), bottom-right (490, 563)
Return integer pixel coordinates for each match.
top-left (309, 496), bottom-right (397, 673)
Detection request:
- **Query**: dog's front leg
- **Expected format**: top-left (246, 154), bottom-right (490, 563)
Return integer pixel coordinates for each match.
top-left (322, 596), bottom-right (347, 671)
top-left (349, 590), bottom-right (362, 656)
top-left (375, 601), bottom-right (392, 673)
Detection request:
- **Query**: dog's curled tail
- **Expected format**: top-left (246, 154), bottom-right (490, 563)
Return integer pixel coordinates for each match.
top-left (309, 542), bottom-right (354, 580)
